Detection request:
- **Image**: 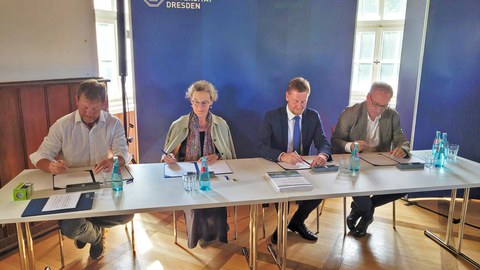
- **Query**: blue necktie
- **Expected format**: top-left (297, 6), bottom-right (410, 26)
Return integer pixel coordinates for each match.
top-left (293, 115), bottom-right (301, 152)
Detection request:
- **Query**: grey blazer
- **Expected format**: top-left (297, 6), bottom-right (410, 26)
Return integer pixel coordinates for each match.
top-left (331, 101), bottom-right (410, 156)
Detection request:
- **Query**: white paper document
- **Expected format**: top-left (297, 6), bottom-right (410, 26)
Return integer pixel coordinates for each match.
top-left (277, 157), bottom-right (314, 170)
top-left (54, 170), bottom-right (94, 189)
top-left (164, 160), bottom-right (233, 178)
top-left (360, 153), bottom-right (398, 166)
top-left (42, 193), bottom-right (81, 212)
top-left (380, 153), bottom-right (424, 164)
top-left (266, 170), bottom-right (313, 192)
top-left (164, 162), bottom-right (197, 177)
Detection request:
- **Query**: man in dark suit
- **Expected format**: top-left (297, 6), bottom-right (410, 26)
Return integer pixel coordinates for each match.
top-left (257, 77), bottom-right (332, 244)
top-left (331, 82), bottom-right (410, 238)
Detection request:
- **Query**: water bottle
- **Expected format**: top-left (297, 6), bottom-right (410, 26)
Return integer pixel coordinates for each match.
top-left (111, 156), bottom-right (123, 191)
top-left (434, 136), bottom-right (446, 168)
top-left (350, 142), bottom-right (360, 172)
top-left (432, 131), bottom-right (441, 157)
top-left (442, 132), bottom-right (448, 150)
top-left (199, 156), bottom-right (210, 191)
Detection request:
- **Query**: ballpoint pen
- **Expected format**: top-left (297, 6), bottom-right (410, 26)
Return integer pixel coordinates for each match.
top-left (294, 151), bottom-right (311, 165)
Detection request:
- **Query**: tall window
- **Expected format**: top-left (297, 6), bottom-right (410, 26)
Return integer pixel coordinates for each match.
top-left (94, 0), bottom-right (134, 114)
top-left (350, 0), bottom-right (407, 108)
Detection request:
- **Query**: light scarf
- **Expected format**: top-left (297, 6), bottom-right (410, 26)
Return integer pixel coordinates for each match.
top-left (185, 112), bottom-right (215, 161)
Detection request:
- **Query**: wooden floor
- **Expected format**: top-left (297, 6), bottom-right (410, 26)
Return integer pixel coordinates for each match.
top-left (1, 197), bottom-right (479, 270)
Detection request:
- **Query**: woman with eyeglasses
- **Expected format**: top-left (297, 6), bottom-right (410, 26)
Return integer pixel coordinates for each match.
top-left (162, 80), bottom-right (236, 248)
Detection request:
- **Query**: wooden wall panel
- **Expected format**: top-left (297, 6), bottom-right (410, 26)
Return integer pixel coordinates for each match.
top-left (46, 84), bottom-right (72, 125)
top-left (20, 86), bottom-right (48, 169)
top-left (0, 78), bottom-right (113, 254)
top-left (69, 83), bottom-right (80, 111)
top-left (114, 110), bottom-right (138, 163)
top-left (0, 88), bottom-right (26, 187)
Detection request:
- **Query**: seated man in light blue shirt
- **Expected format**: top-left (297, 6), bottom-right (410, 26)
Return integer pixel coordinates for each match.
top-left (30, 79), bottom-right (133, 260)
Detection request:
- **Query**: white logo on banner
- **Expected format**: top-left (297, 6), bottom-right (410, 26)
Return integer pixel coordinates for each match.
top-left (144, 0), bottom-right (165, 8)
top-left (144, 0), bottom-right (212, 9)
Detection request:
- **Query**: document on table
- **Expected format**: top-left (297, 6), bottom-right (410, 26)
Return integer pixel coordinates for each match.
top-left (207, 160), bottom-right (233, 175)
top-left (266, 170), bottom-right (313, 192)
top-left (54, 170), bottom-right (95, 189)
top-left (164, 160), bottom-right (233, 177)
top-left (360, 153), bottom-right (399, 166)
top-left (42, 193), bottom-right (81, 212)
top-left (380, 153), bottom-right (424, 164)
top-left (277, 157), bottom-right (314, 170)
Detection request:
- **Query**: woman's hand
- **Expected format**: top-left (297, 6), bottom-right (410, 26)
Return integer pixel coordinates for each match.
top-left (201, 154), bottom-right (220, 164)
top-left (162, 153), bottom-right (177, 164)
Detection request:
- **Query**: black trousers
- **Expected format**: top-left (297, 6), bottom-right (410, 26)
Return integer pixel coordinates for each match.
top-left (274, 199), bottom-right (322, 226)
top-left (352, 193), bottom-right (406, 218)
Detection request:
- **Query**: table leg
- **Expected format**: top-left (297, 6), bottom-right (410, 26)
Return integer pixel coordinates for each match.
top-left (24, 222), bottom-right (35, 270)
top-left (425, 188), bottom-right (480, 269)
top-left (445, 189), bottom-right (457, 245)
top-left (280, 201), bottom-right (287, 270)
top-left (15, 223), bottom-right (28, 270)
top-left (267, 201), bottom-right (286, 269)
top-left (242, 204), bottom-right (258, 270)
top-left (457, 188), bottom-right (470, 253)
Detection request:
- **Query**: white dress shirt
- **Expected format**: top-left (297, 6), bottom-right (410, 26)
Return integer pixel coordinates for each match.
top-left (30, 110), bottom-right (131, 168)
top-left (286, 106), bottom-right (302, 153)
top-left (344, 114), bottom-right (381, 153)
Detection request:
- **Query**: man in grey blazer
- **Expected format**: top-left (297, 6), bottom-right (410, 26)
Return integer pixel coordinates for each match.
top-left (331, 82), bottom-right (410, 238)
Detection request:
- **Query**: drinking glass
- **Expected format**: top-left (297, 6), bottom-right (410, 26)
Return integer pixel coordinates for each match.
top-left (424, 154), bottom-right (434, 169)
top-left (338, 157), bottom-right (351, 176)
top-left (447, 144), bottom-right (460, 161)
top-left (182, 172), bottom-right (197, 192)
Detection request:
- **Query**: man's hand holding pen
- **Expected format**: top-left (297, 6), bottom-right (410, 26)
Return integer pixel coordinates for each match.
top-left (93, 159), bottom-right (113, 174)
top-left (49, 160), bottom-right (68, 174)
top-left (311, 154), bottom-right (328, 167)
top-left (280, 151), bottom-right (304, 164)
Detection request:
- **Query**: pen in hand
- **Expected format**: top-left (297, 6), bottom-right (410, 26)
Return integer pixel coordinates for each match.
top-left (50, 159), bottom-right (68, 174)
top-left (294, 151), bottom-right (311, 165)
top-left (162, 150), bottom-right (177, 164)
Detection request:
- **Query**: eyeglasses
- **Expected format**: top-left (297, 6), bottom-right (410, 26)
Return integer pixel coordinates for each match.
top-left (369, 96), bottom-right (389, 110)
top-left (191, 99), bottom-right (211, 107)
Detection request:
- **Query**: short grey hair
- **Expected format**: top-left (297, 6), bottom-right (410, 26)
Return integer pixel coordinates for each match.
top-left (185, 80), bottom-right (218, 102)
top-left (369, 82), bottom-right (393, 98)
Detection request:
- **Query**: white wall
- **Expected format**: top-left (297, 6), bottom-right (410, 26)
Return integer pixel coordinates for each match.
top-left (0, 0), bottom-right (98, 82)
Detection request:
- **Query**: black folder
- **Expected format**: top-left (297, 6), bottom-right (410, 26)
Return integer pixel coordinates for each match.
top-left (21, 192), bottom-right (94, 217)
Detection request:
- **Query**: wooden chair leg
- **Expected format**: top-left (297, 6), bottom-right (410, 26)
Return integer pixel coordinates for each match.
top-left (343, 197), bottom-right (347, 236)
top-left (125, 219), bottom-right (136, 257)
top-left (173, 211), bottom-right (177, 244)
top-left (58, 228), bottom-right (65, 268)
top-left (234, 206), bottom-right (238, 240)
top-left (392, 200), bottom-right (396, 229)
top-left (262, 206), bottom-right (266, 239)
top-left (316, 199), bottom-right (326, 233)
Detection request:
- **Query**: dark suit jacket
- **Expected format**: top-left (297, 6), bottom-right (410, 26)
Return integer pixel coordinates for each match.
top-left (331, 101), bottom-right (410, 156)
top-left (257, 106), bottom-right (332, 161)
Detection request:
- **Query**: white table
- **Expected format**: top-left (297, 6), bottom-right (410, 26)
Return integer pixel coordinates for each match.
top-left (258, 150), bottom-right (480, 269)
top-left (0, 158), bottom-right (288, 270)
top-left (2, 152), bottom-right (480, 270)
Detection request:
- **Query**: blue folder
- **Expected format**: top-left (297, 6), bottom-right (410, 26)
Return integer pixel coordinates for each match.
top-left (21, 192), bottom-right (94, 217)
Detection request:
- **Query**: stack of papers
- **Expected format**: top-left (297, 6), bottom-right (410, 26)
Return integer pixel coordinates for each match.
top-left (164, 160), bottom-right (233, 177)
top-left (266, 170), bottom-right (313, 192)
top-left (277, 160), bottom-right (311, 170)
